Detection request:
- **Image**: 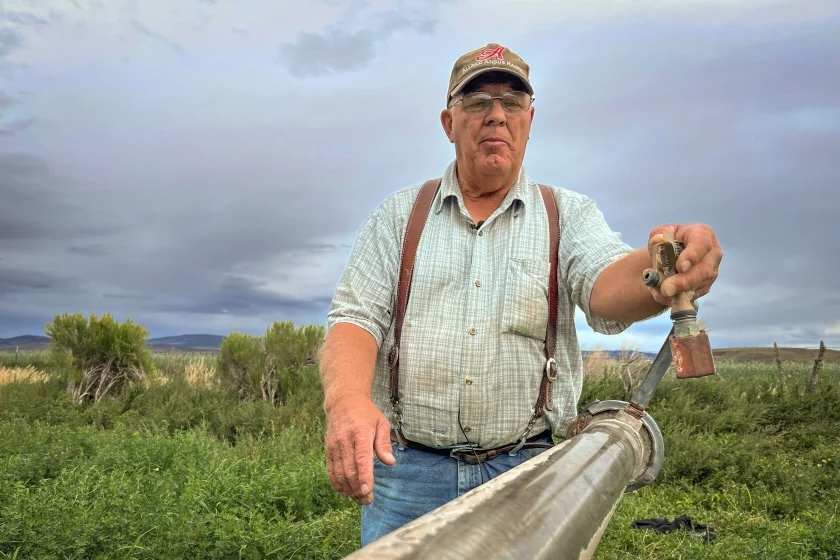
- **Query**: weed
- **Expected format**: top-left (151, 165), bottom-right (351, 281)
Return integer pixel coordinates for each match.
top-left (0, 356), bottom-right (837, 558)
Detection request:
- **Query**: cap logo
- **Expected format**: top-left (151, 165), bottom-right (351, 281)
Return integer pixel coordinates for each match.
top-left (475, 46), bottom-right (505, 61)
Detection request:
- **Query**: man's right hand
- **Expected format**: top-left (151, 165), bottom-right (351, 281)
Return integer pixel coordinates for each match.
top-left (325, 394), bottom-right (396, 505)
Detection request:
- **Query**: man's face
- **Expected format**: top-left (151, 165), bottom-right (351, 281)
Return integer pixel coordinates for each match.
top-left (441, 76), bottom-right (534, 181)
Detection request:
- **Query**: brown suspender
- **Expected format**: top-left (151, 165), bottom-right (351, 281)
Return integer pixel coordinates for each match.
top-left (388, 179), bottom-right (560, 438)
top-left (535, 184), bottom-right (560, 416)
top-left (388, 178), bottom-right (441, 419)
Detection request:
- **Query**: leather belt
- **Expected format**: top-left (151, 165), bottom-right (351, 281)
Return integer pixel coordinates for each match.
top-left (390, 429), bottom-right (553, 465)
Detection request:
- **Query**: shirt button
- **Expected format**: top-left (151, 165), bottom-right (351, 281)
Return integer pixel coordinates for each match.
top-left (468, 328), bottom-right (477, 336)
top-left (465, 377), bottom-right (473, 385)
top-left (474, 279), bottom-right (481, 287)
top-left (463, 427), bottom-right (471, 433)
top-left (478, 230), bottom-right (484, 236)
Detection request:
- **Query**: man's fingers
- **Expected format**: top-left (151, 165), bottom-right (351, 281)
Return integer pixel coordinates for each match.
top-left (326, 452), bottom-right (338, 489)
top-left (648, 224), bottom-right (678, 240)
top-left (676, 224), bottom-right (722, 274)
top-left (646, 286), bottom-right (671, 307)
top-left (660, 272), bottom-right (696, 297)
top-left (661, 262), bottom-right (717, 297)
top-left (323, 397), bottom-right (394, 505)
top-left (343, 422), bottom-right (393, 505)
top-left (647, 223), bottom-right (721, 298)
top-left (327, 449), bottom-right (349, 495)
top-left (673, 237), bottom-right (710, 275)
top-left (340, 433), bottom-right (365, 498)
top-left (330, 440), bottom-right (374, 505)
top-left (374, 419), bottom-right (396, 466)
top-left (649, 224), bottom-right (721, 276)
top-left (353, 427), bottom-right (375, 500)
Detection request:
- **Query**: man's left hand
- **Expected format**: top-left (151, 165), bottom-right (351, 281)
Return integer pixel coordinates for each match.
top-left (646, 223), bottom-right (723, 306)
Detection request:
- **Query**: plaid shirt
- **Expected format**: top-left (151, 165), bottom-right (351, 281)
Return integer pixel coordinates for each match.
top-left (327, 160), bottom-right (633, 449)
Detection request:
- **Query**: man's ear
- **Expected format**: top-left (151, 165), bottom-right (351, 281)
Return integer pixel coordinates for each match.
top-left (440, 109), bottom-right (454, 143)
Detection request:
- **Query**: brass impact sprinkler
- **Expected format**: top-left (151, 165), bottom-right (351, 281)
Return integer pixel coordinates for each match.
top-left (643, 231), bottom-right (716, 379)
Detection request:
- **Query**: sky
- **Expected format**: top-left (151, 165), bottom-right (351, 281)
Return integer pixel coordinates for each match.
top-left (1, 0), bottom-right (839, 353)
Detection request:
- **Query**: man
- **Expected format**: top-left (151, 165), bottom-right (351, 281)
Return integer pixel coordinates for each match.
top-left (319, 43), bottom-right (723, 545)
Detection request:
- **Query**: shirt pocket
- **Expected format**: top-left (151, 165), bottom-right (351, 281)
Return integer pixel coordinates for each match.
top-left (501, 258), bottom-right (551, 341)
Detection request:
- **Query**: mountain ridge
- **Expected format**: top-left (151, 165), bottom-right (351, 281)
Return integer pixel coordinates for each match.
top-left (0, 334), bottom-right (225, 351)
top-left (1, 334), bottom-right (836, 363)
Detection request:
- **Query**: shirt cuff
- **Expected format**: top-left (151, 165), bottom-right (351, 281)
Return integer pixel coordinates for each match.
top-left (580, 252), bottom-right (633, 335)
top-left (327, 317), bottom-right (385, 348)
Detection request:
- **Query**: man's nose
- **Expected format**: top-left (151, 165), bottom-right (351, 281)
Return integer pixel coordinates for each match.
top-left (484, 99), bottom-right (506, 125)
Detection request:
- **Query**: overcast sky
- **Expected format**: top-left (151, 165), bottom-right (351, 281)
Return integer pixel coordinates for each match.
top-left (1, 0), bottom-right (838, 352)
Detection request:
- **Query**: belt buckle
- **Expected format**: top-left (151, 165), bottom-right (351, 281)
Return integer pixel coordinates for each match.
top-left (545, 357), bottom-right (558, 381)
top-left (449, 445), bottom-right (486, 464)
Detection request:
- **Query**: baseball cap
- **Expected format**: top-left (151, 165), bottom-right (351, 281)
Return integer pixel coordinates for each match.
top-left (446, 43), bottom-right (534, 106)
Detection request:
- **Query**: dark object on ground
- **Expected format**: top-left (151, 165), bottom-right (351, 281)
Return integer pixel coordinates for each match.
top-left (631, 515), bottom-right (717, 543)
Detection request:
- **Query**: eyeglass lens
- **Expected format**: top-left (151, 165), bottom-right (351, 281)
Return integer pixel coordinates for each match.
top-left (460, 92), bottom-right (531, 113)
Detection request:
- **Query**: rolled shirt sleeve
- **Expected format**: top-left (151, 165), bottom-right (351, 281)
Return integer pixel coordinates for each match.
top-left (558, 191), bottom-right (634, 335)
top-left (325, 164), bottom-right (642, 447)
top-left (327, 190), bottom-right (414, 347)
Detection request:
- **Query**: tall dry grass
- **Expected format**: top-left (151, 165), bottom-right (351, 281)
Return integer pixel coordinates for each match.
top-left (583, 347), bottom-right (617, 381)
top-left (583, 343), bottom-right (652, 396)
top-left (0, 365), bottom-right (49, 385)
top-left (155, 356), bottom-right (217, 388)
top-left (183, 357), bottom-right (216, 388)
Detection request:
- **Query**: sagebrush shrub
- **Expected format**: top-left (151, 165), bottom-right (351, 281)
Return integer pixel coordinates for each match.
top-left (218, 322), bottom-right (325, 406)
top-left (45, 313), bottom-right (153, 404)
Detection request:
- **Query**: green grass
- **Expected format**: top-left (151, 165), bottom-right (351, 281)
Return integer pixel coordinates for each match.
top-left (0, 349), bottom-right (52, 371)
top-left (583, 363), bottom-right (840, 559)
top-left (0, 352), bottom-right (838, 559)
top-left (0, 421), bottom-right (359, 560)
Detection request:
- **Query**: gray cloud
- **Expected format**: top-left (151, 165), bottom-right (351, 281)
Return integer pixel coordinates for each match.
top-left (0, 91), bottom-right (13, 109)
top-left (130, 20), bottom-right (185, 54)
top-left (0, 137), bottom-right (360, 336)
top-left (279, 3), bottom-right (439, 77)
top-left (0, 116), bottom-right (35, 136)
top-left (0, 1), bottom-right (837, 352)
top-left (0, 310), bottom-right (51, 339)
top-left (0, 28), bottom-right (22, 59)
top-left (0, 153), bottom-right (120, 245)
top-left (523, 14), bottom-right (840, 348)
top-left (0, 25), bottom-right (32, 138)
top-left (103, 292), bottom-right (155, 301)
top-left (280, 28), bottom-right (384, 77)
top-left (2, 12), bottom-right (50, 26)
top-left (162, 275), bottom-right (333, 315)
top-left (68, 244), bottom-right (109, 257)
top-left (0, 268), bottom-right (54, 295)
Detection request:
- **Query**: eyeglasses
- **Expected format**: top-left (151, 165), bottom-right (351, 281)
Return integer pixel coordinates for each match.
top-left (450, 91), bottom-right (534, 114)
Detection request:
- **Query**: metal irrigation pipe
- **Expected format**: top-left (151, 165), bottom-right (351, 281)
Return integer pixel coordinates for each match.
top-left (342, 325), bottom-right (701, 560)
top-left (345, 402), bottom-right (664, 560)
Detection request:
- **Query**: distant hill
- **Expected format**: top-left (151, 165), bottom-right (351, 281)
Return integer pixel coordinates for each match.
top-left (147, 334), bottom-right (225, 352)
top-left (582, 350), bottom-right (657, 360)
top-left (713, 346), bottom-right (840, 364)
top-left (0, 334), bottom-right (225, 352)
top-left (1, 335), bottom-right (836, 363)
top-left (0, 335), bottom-right (51, 350)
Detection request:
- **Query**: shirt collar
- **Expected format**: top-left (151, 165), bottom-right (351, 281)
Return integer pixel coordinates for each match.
top-left (434, 159), bottom-right (531, 218)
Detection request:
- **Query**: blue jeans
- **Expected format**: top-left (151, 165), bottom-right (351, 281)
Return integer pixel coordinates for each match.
top-left (360, 434), bottom-right (553, 545)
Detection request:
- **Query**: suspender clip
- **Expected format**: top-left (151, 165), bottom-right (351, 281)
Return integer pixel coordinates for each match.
top-left (545, 357), bottom-right (558, 382)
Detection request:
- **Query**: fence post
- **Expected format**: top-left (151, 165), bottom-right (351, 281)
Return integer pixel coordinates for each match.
top-left (808, 340), bottom-right (826, 392)
top-left (773, 342), bottom-right (785, 390)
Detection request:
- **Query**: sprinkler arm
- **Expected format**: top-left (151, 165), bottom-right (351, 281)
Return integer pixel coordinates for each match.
top-left (642, 231), bottom-right (716, 379)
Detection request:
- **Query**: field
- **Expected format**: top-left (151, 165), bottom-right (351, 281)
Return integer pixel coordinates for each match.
top-left (0, 349), bottom-right (838, 559)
